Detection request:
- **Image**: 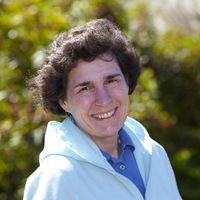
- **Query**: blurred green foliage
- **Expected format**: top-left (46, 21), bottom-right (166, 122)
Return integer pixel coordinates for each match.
top-left (0, 0), bottom-right (199, 199)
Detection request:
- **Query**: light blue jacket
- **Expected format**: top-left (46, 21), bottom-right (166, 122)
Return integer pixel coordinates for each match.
top-left (23, 117), bottom-right (182, 200)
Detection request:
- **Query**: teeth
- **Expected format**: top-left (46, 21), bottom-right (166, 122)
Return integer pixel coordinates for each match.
top-left (94, 109), bottom-right (115, 119)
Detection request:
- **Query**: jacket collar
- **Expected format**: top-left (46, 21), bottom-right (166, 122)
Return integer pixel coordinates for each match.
top-left (40, 116), bottom-right (152, 173)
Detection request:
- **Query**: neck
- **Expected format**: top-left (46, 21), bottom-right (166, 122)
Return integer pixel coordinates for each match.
top-left (70, 117), bottom-right (120, 158)
top-left (91, 135), bottom-right (120, 158)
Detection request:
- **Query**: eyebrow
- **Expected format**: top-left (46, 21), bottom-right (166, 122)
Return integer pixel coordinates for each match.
top-left (73, 73), bottom-right (122, 89)
top-left (73, 81), bottom-right (91, 90)
top-left (105, 73), bottom-right (121, 80)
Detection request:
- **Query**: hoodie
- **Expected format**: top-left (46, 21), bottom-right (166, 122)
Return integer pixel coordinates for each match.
top-left (23, 116), bottom-right (182, 200)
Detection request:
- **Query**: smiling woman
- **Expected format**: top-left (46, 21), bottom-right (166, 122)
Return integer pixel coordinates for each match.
top-left (59, 55), bottom-right (129, 156)
top-left (23, 19), bottom-right (182, 200)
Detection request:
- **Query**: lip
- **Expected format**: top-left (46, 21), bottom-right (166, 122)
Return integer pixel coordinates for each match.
top-left (91, 108), bottom-right (117, 120)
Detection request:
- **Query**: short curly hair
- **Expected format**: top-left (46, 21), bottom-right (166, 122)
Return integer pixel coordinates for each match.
top-left (29, 18), bottom-right (141, 116)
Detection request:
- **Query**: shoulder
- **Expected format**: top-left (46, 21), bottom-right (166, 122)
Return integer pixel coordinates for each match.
top-left (124, 117), bottom-right (175, 178)
top-left (32, 155), bottom-right (74, 182)
top-left (23, 156), bottom-right (76, 200)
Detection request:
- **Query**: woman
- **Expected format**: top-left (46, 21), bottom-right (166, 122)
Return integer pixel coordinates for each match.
top-left (23, 19), bottom-right (182, 200)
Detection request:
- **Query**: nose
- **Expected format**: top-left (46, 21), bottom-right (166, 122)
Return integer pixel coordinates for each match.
top-left (95, 87), bottom-right (112, 106)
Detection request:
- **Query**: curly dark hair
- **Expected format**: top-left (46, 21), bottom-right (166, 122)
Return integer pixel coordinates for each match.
top-left (29, 18), bottom-right (141, 116)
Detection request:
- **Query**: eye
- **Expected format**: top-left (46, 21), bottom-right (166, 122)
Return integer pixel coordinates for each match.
top-left (77, 85), bottom-right (94, 94)
top-left (105, 78), bottom-right (119, 85)
top-left (79, 86), bottom-right (90, 92)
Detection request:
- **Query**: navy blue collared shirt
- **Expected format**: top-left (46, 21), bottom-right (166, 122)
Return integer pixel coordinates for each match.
top-left (101, 128), bottom-right (145, 198)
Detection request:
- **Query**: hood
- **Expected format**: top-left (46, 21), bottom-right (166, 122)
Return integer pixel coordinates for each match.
top-left (124, 117), bottom-right (152, 155)
top-left (39, 116), bottom-right (152, 170)
top-left (39, 117), bottom-right (111, 169)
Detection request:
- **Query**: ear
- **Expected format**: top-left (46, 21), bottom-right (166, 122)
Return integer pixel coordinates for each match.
top-left (58, 99), bottom-right (69, 113)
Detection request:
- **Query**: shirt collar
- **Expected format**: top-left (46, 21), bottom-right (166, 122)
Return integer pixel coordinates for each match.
top-left (100, 128), bottom-right (135, 161)
top-left (119, 127), bottom-right (135, 151)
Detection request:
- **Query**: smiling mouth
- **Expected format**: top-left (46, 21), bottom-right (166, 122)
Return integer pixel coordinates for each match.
top-left (92, 108), bottom-right (117, 120)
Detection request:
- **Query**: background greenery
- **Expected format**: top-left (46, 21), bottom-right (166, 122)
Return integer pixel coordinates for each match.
top-left (0, 0), bottom-right (199, 199)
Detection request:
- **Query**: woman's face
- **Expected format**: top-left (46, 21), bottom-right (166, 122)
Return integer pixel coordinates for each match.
top-left (60, 55), bottom-right (129, 146)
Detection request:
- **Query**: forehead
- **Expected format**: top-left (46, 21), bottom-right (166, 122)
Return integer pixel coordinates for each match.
top-left (68, 56), bottom-right (123, 83)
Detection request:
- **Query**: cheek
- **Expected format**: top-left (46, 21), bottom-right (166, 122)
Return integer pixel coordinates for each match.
top-left (116, 88), bottom-right (130, 111)
top-left (70, 95), bottom-right (93, 114)
top-left (113, 84), bottom-right (129, 100)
